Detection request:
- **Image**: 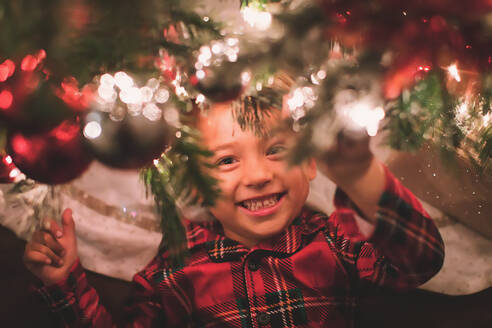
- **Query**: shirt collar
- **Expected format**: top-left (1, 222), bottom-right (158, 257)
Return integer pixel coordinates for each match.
top-left (184, 208), bottom-right (328, 262)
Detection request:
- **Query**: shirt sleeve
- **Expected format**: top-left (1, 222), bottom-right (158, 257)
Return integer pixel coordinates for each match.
top-left (329, 165), bottom-right (445, 290)
top-left (33, 259), bottom-right (165, 328)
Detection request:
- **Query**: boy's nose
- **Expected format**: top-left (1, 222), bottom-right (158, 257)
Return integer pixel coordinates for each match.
top-left (242, 159), bottom-right (273, 189)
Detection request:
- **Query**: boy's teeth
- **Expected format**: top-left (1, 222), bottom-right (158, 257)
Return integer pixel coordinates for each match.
top-left (242, 194), bottom-right (280, 211)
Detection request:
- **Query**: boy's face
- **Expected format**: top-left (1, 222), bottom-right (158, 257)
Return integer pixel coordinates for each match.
top-left (197, 103), bottom-right (316, 247)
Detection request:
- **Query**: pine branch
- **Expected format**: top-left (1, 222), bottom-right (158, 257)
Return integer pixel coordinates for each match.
top-left (140, 126), bottom-right (219, 265)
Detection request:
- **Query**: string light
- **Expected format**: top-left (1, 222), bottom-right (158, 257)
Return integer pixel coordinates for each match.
top-left (345, 104), bottom-right (385, 136)
top-left (119, 86), bottom-right (142, 104)
top-left (195, 38), bottom-right (240, 69)
top-left (87, 71), bottom-right (175, 140)
top-left (195, 94), bottom-right (206, 104)
top-left (310, 70), bottom-right (327, 85)
top-left (83, 121), bottom-right (102, 139)
top-left (241, 6), bottom-right (272, 31)
top-left (483, 112), bottom-right (491, 127)
top-left (196, 69), bottom-right (206, 80)
top-left (100, 73), bottom-right (115, 87)
top-left (0, 59), bottom-right (15, 82)
top-left (9, 168), bottom-right (21, 179)
top-left (142, 103), bottom-right (162, 121)
top-left (114, 71), bottom-right (134, 90)
top-left (455, 101), bottom-right (471, 132)
top-left (241, 71), bottom-right (252, 85)
top-left (155, 88), bottom-right (170, 103)
top-left (286, 86), bottom-right (317, 121)
top-left (0, 90), bottom-right (13, 109)
top-left (447, 63), bottom-right (461, 82)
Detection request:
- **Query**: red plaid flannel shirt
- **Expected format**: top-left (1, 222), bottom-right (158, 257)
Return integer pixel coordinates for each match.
top-left (35, 167), bottom-right (444, 327)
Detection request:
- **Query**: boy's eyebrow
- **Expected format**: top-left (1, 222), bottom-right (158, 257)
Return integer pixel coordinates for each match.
top-left (209, 142), bottom-right (237, 153)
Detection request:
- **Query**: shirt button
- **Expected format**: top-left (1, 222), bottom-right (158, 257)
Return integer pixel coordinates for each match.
top-left (248, 260), bottom-right (259, 271)
top-left (257, 312), bottom-right (270, 325)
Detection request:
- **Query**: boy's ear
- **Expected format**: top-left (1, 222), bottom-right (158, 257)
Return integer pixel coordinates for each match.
top-left (305, 158), bottom-right (317, 181)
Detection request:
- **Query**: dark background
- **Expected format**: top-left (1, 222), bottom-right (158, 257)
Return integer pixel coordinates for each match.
top-left (1, 225), bottom-right (491, 327)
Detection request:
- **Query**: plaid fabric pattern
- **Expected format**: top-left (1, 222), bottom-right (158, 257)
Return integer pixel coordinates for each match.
top-left (35, 167), bottom-right (444, 327)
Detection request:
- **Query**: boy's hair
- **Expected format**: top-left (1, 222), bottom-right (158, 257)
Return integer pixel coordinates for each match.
top-left (190, 71), bottom-right (295, 136)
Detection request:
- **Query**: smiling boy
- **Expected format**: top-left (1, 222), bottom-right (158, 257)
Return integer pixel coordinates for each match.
top-left (198, 102), bottom-right (317, 248)
top-left (24, 99), bottom-right (444, 327)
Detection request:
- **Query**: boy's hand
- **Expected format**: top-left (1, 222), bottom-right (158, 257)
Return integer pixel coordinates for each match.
top-left (23, 208), bottom-right (79, 286)
top-left (316, 132), bottom-right (374, 188)
top-left (316, 131), bottom-right (385, 222)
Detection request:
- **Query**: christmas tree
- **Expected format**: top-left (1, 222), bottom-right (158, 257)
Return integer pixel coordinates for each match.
top-left (1, 0), bottom-right (491, 262)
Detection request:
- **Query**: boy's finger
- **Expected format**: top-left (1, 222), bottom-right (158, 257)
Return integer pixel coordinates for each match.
top-left (28, 243), bottom-right (64, 267)
top-left (30, 231), bottom-right (65, 257)
top-left (40, 217), bottom-right (63, 239)
top-left (23, 248), bottom-right (53, 265)
top-left (61, 208), bottom-right (75, 238)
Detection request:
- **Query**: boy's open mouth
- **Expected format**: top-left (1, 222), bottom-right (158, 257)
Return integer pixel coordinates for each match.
top-left (237, 192), bottom-right (286, 212)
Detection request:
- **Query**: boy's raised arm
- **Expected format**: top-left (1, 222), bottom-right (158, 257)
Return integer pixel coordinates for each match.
top-left (316, 133), bottom-right (444, 289)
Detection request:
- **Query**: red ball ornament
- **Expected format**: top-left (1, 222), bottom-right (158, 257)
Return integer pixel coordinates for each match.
top-left (0, 53), bottom-right (79, 133)
top-left (81, 109), bottom-right (173, 169)
top-left (195, 67), bottom-right (244, 103)
top-left (7, 120), bottom-right (92, 184)
top-left (0, 154), bottom-right (20, 183)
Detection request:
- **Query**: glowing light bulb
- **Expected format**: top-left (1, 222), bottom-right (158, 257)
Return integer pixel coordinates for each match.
top-left (226, 37), bottom-right (238, 47)
top-left (196, 69), bottom-right (206, 79)
top-left (447, 63), bottom-right (461, 82)
top-left (241, 71), bottom-right (252, 85)
top-left (98, 85), bottom-right (117, 103)
top-left (347, 104), bottom-right (385, 136)
top-left (155, 88), bottom-right (170, 103)
top-left (198, 46), bottom-right (212, 66)
top-left (195, 62), bottom-right (204, 70)
top-left (211, 43), bottom-right (223, 54)
top-left (100, 73), bottom-right (115, 87)
top-left (241, 6), bottom-right (272, 31)
top-left (483, 112), bottom-right (491, 127)
top-left (140, 86), bottom-right (154, 102)
top-left (196, 94), bottom-right (205, 104)
top-left (4, 155), bottom-right (12, 164)
top-left (114, 71), bottom-right (134, 90)
top-left (0, 90), bottom-right (13, 109)
top-left (286, 87), bottom-right (317, 115)
top-left (457, 102), bottom-right (468, 116)
top-left (227, 52), bottom-right (238, 62)
top-left (146, 78), bottom-right (160, 91)
top-left (9, 168), bottom-right (20, 179)
top-left (175, 85), bottom-right (188, 97)
top-left (143, 103), bottom-right (162, 121)
top-left (83, 121), bottom-right (102, 139)
top-left (120, 87), bottom-right (142, 104)
top-left (163, 107), bottom-right (180, 126)
top-left (0, 59), bottom-right (15, 82)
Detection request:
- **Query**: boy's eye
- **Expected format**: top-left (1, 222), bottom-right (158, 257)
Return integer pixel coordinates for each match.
top-left (267, 145), bottom-right (286, 156)
top-left (216, 156), bottom-right (237, 166)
